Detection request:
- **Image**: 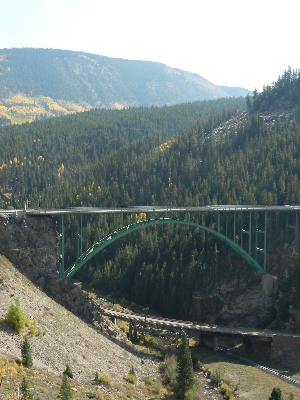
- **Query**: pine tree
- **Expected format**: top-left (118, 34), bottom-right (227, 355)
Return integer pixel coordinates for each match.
top-left (21, 336), bottom-right (33, 367)
top-left (20, 376), bottom-right (34, 399)
top-left (269, 387), bottom-right (283, 400)
top-left (175, 331), bottom-right (195, 399)
top-left (59, 374), bottom-right (73, 400)
top-left (20, 376), bottom-right (29, 397)
top-left (63, 364), bottom-right (73, 378)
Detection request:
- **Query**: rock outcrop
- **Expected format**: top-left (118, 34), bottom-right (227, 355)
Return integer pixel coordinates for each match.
top-left (0, 214), bottom-right (93, 320)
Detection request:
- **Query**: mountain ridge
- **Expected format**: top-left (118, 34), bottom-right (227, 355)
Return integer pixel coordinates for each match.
top-left (0, 48), bottom-right (250, 124)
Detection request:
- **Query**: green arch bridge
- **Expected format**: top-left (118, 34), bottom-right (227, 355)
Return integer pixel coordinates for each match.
top-left (21, 205), bottom-right (300, 279)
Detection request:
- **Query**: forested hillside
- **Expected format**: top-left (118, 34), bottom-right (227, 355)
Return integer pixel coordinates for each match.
top-left (1, 68), bottom-right (300, 328)
top-left (0, 48), bottom-right (250, 125)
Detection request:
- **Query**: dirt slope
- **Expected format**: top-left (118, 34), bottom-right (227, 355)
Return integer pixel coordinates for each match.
top-left (0, 255), bottom-right (158, 387)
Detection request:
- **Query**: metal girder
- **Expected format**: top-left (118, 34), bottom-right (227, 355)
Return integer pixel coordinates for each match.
top-left (61, 217), bottom-right (266, 279)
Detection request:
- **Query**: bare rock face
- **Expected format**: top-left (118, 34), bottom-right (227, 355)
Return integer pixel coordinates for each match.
top-left (192, 276), bottom-right (272, 327)
top-left (0, 214), bottom-right (93, 320)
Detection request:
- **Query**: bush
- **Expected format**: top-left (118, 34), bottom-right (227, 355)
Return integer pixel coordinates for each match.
top-left (161, 355), bottom-right (177, 387)
top-left (5, 297), bottom-right (26, 333)
top-left (220, 382), bottom-right (234, 399)
top-left (112, 304), bottom-right (123, 312)
top-left (95, 373), bottom-right (111, 386)
top-left (208, 368), bottom-right (222, 385)
top-left (123, 366), bottom-right (136, 383)
top-left (144, 377), bottom-right (162, 394)
top-left (124, 373), bottom-right (137, 384)
top-left (85, 392), bottom-right (96, 398)
top-left (29, 319), bottom-right (37, 335)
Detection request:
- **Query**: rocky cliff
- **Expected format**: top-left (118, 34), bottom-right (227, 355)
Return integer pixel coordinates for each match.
top-left (0, 214), bottom-right (92, 320)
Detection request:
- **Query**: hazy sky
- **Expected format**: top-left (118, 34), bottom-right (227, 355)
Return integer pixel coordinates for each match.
top-left (2, 0), bottom-right (299, 91)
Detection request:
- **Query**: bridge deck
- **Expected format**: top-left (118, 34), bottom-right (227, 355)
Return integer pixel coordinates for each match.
top-left (101, 308), bottom-right (300, 340)
top-left (1, 205), bottom-right (300, 216)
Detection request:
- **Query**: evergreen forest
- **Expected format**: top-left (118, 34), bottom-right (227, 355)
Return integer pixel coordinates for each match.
top-left (1, 67), bottom-right (300, 324)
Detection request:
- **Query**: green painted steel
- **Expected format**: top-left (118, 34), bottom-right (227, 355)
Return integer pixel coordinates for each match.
top-left (62, 217), bottom-right (266, 280)
top-left (59, 215), bottom-right (65, 275)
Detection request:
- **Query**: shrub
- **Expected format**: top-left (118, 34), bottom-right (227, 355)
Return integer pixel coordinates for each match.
top-left (112, 304), bottom-right (123, 312)
top-left (5, 297), bottom-right (26, 333)
top-left (161, 355), bottom-right (177, 387)
top-left (124, 373), bottom-right (137, 384)
top-left (96, 373), bottom-right (111, 386)
top-left (220, 382), bottom-right (234, 399)
top-left (208, 368), bottom-right (222, 385)
top-left (29, 319), bottom-right (37, 335)
top-left (117, 320), bottom-right (129, 333)
top-left (124, 368), bottom-right (136, 384)
top-left (85, 392), bottom-right (96, 398)
top-left (144, 377), bottom-right (162, 394)
top-left (144, 376), bottom-right (153, 385)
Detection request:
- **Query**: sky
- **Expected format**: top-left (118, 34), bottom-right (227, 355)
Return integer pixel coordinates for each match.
top-left (1, 0), bottom-right (299, 91)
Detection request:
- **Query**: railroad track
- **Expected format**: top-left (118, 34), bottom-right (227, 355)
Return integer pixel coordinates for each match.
top-left (218, 347), bottom-right (300, 388)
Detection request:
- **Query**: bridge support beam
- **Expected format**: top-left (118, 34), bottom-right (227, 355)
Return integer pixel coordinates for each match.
top-left (213, 335), bottom-right (219, 352)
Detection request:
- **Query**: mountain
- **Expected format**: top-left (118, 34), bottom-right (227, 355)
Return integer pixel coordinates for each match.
top-left (219, 85), bottom-right (250, 97)
top-left (0, 48), bottom-right (250, 124)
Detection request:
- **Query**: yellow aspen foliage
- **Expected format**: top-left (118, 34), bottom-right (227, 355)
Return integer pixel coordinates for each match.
top-left (13, 157), bottom-right (18, 164)
top-left (136, 213), bottom-right (147, 223)
top-left (9, 365), bottom-right (18, 380)
top-left (0, 162), bottom-right (7, 170)
top-left (19, 363), bottom-right (24, 375)
top-left (58, 163), bottom-right (65, 177)
top-left (9, 160), bottom-right (12, 165)
top-left (0, 358), bottom-right (8, 376)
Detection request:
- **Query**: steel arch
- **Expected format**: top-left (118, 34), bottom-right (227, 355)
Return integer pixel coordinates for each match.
top-left (62, 217), bottom-right (266, 279)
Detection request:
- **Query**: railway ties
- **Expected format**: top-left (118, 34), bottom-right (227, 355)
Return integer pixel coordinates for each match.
top-left (219, 347), bottom-right (300, 388)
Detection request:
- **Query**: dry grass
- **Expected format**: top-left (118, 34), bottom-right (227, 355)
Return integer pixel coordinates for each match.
top-left (197, 347), bottom-right (300, 400)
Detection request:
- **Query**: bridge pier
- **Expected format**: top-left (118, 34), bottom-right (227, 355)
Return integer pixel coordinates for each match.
top-left (271, 335), bottom-right (300, 367)
top-left (197, 333), bottom-right (219, 351)
top-left (214, 335), bottom-right (219, 352)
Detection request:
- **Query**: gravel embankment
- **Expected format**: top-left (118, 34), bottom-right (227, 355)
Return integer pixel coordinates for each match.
top-left (0, 255), bottom-right (159, 385)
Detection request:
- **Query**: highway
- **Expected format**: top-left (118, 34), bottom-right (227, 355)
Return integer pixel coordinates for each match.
top-left (100, 307), bottom-right (300, 340)
top-left (1, 204), bottom-right (300, 216)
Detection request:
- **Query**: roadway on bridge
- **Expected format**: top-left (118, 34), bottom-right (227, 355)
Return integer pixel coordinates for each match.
top-left (100, 307), bottom-right (300, 340)
top-left (1, 204), bottom-right (300, 216)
